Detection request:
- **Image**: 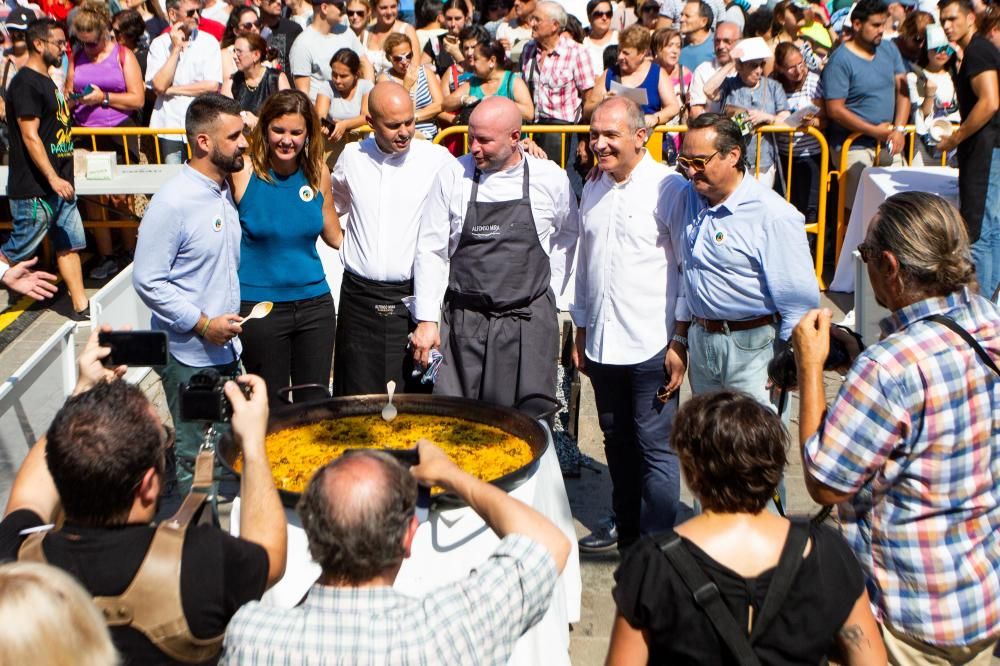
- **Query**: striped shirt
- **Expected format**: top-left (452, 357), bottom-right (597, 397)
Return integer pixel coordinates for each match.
top-left (775, 71), bottom-right (823, 157)
top-left (521, 35), bottom-right (595, 123)
top-left (411, 65), bottom-right (438, 139)
top-left (803, 287), bottom-right (1000, 647)
top-left (219, 535), bottom-right (558, 665)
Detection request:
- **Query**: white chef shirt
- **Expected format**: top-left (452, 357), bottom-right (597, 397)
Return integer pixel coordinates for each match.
top-left (145, 30), bottom-right (223, 137)
top-left (332, 137), bottom-right (455, 283)
top-left (571, 152), bottom-right (687, 365)
top-left (414, 151), bottom-right (579, 323)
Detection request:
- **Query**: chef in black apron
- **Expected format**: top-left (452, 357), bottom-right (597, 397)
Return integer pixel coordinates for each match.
top-left (411, 97), bottom-right (578, 412)
top-left (331, 82), bottom-right (456, 396)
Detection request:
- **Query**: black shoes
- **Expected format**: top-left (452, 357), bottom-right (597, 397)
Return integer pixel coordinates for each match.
top-left (70, 303), bottom-right (91, 324)
top-left (579, 517), bottom-right (618, 553)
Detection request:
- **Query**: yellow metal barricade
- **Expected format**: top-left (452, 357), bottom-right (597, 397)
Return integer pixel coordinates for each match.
top-left (70, 127), bottom-right (189, 164)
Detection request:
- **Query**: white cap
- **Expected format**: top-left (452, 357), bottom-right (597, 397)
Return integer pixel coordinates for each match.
top-left (733, 37), bottom-right (774, 62)
top-left (925, 24), bottom-right (949, 50)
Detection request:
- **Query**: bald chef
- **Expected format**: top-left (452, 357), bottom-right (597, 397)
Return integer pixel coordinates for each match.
top-left (331, 81), bottom-right (454, 395)
top-left (411, 96), bottom-right (578, 412)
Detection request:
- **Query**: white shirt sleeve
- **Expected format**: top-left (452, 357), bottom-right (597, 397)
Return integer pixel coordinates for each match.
top-left (289, 33), bottom-right (312, 78)
top-left (0, 257), bottom-right (9, 285)
top-left (330, 148), bottom-right (351, 219)
top-left (200, 34), bottom-right (224, 85)
top-left (145, 34), bottom-right (170, 86)
top-left (413, 162), bottom-right (462, 323)
top-left (688, 61), bottom-right (713, 107)
top-left (546, 166), bottom-right (578, 310)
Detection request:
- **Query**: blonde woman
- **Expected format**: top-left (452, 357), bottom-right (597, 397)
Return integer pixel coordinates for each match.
top-left (380, 32), bottom-right (443, 138)
top-left (0, 561), bottom-right (118, 666)
top-left (230, 90), bottom-right (341, 404)
top-left (362, 0), bottom-right (422, 77)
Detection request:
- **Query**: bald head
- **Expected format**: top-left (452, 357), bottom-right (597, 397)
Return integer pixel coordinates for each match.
top-left (367, 81), bottom-right (417, 154)
top-left (298, 451), bottom-right (417, 584)
top-left (468, 97), bottom-right (524, 172)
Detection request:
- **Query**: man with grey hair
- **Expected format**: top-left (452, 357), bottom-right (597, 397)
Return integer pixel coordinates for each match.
top-left (411, 96), bottom-right (578, 412)
top-left (220, 440), bottom-right (571, 663)
top-left (571, 96), bottom-right (688, 552)
top-left (519, 0), bottom-right (594, 178)
top-left (794, 191), bottom-right (1000, 664)
top-left (688, 20), bottom-right (741, 117)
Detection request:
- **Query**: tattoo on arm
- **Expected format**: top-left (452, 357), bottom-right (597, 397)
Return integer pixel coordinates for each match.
top-left (838, 624), bottom-right (870, 651)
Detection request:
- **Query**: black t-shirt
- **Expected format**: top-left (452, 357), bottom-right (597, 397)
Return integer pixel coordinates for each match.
top-left (612, 523), bottom-right (865, 665)
top-left (424, 34), bottom-right (457, 78)
top-left (955, 34), bottom-right (1000, 150)
top-left (0, 509), bottom-right (269, 666)
top-left (263, 18), bottom-right (302, 76)
top-left (5, 67), bottom-right (75, 199)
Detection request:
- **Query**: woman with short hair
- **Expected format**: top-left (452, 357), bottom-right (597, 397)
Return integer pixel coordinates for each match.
top-left (606, 391), bottom-right (886, 666)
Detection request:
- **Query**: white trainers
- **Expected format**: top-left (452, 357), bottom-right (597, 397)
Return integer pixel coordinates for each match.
top-left (89, 257), bottom-right (119, 280)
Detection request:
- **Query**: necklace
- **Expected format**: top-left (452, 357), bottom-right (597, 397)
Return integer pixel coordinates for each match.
top-left (244, 67), bottom-right (265, 90)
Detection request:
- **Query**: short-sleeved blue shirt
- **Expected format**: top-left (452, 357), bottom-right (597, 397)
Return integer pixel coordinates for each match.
top-left (821, 40), bottom-right (906, 148)
top-left (680, 35), bottom-right (716, 73)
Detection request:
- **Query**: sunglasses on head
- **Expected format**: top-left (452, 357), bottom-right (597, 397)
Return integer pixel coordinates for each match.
top-left (591, 9), bottom-right (613, 17)
top-left (676, 150), bottom-right (719, 172)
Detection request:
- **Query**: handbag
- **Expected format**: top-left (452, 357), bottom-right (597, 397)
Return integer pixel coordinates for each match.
top-left (656, 518), bottom-right (811, 666)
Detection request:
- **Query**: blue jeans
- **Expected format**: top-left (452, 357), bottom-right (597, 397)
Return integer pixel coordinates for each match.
top-left (587, 347), bottom-right (680, 548)
top-left (158, 138), bottom-right (186, 165)
top-left (3, 194), bottom-right (85, 261)
top-left (971, 147), bottom-right (1000, 299)
top-left (688, 321), bottom-right (787, 512)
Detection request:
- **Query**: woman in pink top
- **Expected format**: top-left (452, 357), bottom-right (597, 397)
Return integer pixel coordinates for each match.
top-left (67, 0), bottom-right (145, 279)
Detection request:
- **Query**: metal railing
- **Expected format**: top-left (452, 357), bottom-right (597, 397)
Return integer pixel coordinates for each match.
top-left (70, 127), bottom-right (189, 164)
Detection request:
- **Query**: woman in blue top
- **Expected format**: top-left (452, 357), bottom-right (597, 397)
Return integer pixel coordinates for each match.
top-left (231, 90), bottom-right (342, 403)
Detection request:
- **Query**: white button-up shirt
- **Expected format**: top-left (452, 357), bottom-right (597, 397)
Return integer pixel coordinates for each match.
top-left (332, 137), bottom-right (454, 283)
top-left (145, 30), bottom-right (223, 135)
top-left (414, 152), bottom-right (579, 322)
top-left (571, 152), bottom-right (687, 365)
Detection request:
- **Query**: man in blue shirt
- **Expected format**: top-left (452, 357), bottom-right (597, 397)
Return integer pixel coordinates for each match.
top-left (665, 113), bottom-right (818, 410)
top-left (133, 94), bottom-right (248, 508)
top-left (822, 0), bottom-right (910, 220)
top-left (679, 0), bottom-right (716, 72)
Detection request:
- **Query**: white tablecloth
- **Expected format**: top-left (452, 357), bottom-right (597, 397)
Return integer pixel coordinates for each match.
top-left (230, 442), bottom-right (581, 666)
top-left (830, 166), bottom-right (959, 292)
top-left (0, 164), bottom-right (182, 196)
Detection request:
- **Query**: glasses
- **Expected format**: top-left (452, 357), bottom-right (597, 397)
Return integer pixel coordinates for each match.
top-left (743, 59), bottom-right (766, 69)
top-left (391, 52), bottom-right (413, 62)
top-left (239, 20), bottom-right (260, 29)
top-left (185, 8), bottom-right (200, 17)
top-left (655, 381), bottom-right (674, 403)
top-left (591, 9), bottom-right (613, 18)
top-left (932, 45), bottom-right (955, 56)
top-left (676, 150), bottom-right (719, 172)
top-left (857, 241), bottom-right (879, 263)
top-left (81, 38), bottom-right (101, 49)
top-left (44, 39), bottom-right (68, 48)
top-left (346, 8), bottom-right (367, 15)
top-left (783, 60), bottom-right (806, 71)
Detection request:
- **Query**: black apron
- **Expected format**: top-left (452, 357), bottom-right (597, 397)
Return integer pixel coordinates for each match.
top-left (333, 270), bottom-right (426, 396)
top-left (434, 159), bottom-right (558, 413)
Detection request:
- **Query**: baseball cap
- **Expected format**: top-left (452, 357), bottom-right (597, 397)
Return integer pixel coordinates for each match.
top-left (925, 23), bottom-right (949, 50)
top-left (4, 7), bottom-right (36, 31)
top-left (733, 36), bottom-right (773, 62)
top-left (799, 21), bottom-right (833, 48)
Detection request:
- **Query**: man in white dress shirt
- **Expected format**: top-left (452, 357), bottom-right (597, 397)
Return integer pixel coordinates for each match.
top-left (146, 0), bottom-right (223, 163)
top-left (571, 97), bottom-right (688, 552)
top-left (331, 82), bottom-right (454, 396)
top-left (411, 97), bottom-right (577, 413)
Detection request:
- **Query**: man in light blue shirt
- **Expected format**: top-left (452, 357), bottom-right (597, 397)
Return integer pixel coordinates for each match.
top-left (133, 94), bottom-right (248, 506)
top-left (665, 113), bottom-right (818, 409)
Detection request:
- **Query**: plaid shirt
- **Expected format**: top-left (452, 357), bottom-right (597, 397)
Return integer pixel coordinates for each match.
top-left (804, 287), bottom-right (1000, 647)
top-left (521, 36), bottom-right (595, 123)
top-left (219, 535), bottom-right (557, 665)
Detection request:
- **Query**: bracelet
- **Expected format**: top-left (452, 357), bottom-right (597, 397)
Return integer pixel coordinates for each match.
top-left (892, 125), bottom-right (906, 133)
top-left (671, 334), bottom-right (688, 348)
top-left (199, 317), bottom-right (211, 337)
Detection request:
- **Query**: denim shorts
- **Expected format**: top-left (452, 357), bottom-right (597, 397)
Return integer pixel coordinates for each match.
top-left (2, 193), bottom-right (85, 262)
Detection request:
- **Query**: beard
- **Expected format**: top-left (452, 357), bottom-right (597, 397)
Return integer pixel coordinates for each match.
top-left (210, 145), bottom-right (245, 173)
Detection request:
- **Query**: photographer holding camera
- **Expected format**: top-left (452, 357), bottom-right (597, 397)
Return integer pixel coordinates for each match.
top-left (0, 327), bottom-right (286, 665)
top-left (793, 191), bottom-right (1000, 664)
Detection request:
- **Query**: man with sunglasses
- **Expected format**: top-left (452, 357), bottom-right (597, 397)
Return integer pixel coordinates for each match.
top-left (0, 327), bottom-right (287, 665)
top-left (146, 0), bottom-right (224, 164)
top-left (571, 97), bottom-right (687, 553)
top-left (2, 17), bottom-right (90, 321)
top-left (665, 113), bottom-right (817, 413)
top-left (793, 191), bottom-right (1000, 665)
top-left (936, 0), bottom-right (1000, 297)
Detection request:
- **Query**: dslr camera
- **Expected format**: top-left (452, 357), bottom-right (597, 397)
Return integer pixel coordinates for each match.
top-left (179, 369), bottom-right (249, 422)
top-left (767, 325), bottom-right (864, 390)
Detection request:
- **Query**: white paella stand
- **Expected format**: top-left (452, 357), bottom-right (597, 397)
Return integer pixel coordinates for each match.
top-left (230, 440), bottom-right (581, 666)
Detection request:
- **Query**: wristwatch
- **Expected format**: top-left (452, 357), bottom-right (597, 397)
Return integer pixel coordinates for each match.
top-left (671, 334), bottom-right (688, 348)
top-left (101, 92), bottom-right (110, 108)
top-left (892, 125), bottom-right (906, 133)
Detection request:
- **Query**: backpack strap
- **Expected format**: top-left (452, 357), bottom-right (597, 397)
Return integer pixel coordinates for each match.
top-left (748, 518), bottom-right (810, 642)
top-left (923, 314), bottom-right (1000, 377)
top-left (658, 534), bottom-right (762, 666)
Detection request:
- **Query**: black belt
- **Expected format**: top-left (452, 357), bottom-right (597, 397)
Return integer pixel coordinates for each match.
top-left (342, 270), bottom-right (413, 293)
top-left (692, 313), bottom-right (781, 334)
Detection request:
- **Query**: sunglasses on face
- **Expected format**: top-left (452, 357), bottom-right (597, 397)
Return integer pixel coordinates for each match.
top-left (676, 150), bottom-right (719, 172)
top-left (239, 20), bottom-right (260, 29)
top-left (346, 8), bottom-right (366, 15)
top-left (857, 241), bottom-right (879, 263)
top-left (81, 38), bottom-right (101, 48)
top-left (185, 8), bottom-right (200, 17)
top-left (932, 45), bottom-right (955, 56)
top-left (591, 9), bottom-right (613, 18)
top-left (391, 52), bottom-right (413, 62)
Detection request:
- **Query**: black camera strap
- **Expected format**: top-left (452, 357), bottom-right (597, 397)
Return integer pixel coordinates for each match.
top-left (922, 315), bottom-right (1000, 377)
